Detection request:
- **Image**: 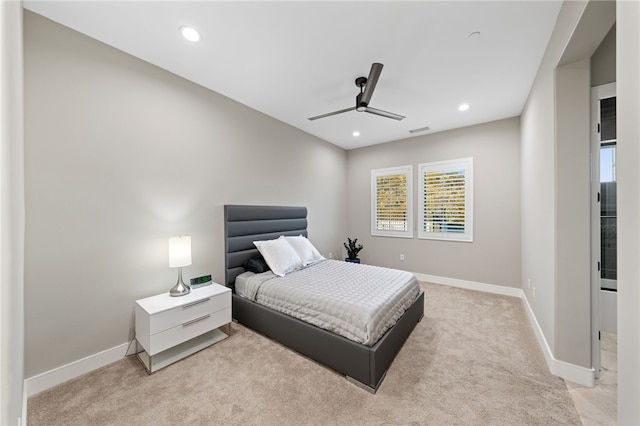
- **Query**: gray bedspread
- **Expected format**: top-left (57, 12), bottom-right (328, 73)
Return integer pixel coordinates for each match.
top-left (242, 259), bottom-right (420, 346)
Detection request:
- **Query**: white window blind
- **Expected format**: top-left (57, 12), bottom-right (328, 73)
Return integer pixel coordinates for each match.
top-left (419, 158), bottom-right (473, 241)
top-left (371, 166), bottom-right (413, 238)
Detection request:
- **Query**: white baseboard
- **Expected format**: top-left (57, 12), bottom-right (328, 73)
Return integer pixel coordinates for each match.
top-left (24, 274), bottom-right (595, 397)
top-left (417, 272), bottom-right (596, 388)
top-left (24, 341), bottom-right (131, 397)
top-left (520, 293), bottom-right (595, 388)
top-left (414, 273), bottom-right (523, 298)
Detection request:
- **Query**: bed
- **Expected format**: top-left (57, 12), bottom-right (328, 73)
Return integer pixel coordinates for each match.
top-left (224, 204), bottom-right (424, 392)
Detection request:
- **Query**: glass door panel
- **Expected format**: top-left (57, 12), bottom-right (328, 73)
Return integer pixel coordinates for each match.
top-left (600, 95), bottom-right (616, 291)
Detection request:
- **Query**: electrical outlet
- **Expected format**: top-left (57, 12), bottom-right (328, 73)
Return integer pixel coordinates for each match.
top-left (400, 254), bottom-right (405, 261)
top-left (533, 287), bottom-right (536, 298)
top-left (329, 252), bottom-right (333, 259)
top-left (527, 278), bottom-right (531, 288)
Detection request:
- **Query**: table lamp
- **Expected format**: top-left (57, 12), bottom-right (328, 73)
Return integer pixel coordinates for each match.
top-left (169, 236), bottom-right (192, 297)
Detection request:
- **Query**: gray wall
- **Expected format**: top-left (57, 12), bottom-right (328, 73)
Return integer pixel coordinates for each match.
top-left (346, 118), bottom-right (521, 288)
top-left (23, 11), bottom-right (347, 377)
top-left (1, 1), bottom-right (25, 424)
top-left (616, 2), bottom-right (640, 422)
top-left (521, 0), bottom-right (615, 368)
top-left (591, 24), bottom-right (616, 87)
top-left (555, 58), bottom-right (591, 367)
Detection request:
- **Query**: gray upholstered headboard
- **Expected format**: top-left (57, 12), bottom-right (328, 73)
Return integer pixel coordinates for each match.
top-left (224, 205), bottom-right (308, 289)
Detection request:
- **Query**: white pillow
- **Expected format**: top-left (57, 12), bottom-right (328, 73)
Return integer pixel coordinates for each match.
top-left (285, 235), bottom-right (324, 266)
top-left (253, 236), bottom-right (303, 277)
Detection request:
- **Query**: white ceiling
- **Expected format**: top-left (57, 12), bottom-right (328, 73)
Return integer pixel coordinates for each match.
top-left (24, 1), bottom-right (562, 150)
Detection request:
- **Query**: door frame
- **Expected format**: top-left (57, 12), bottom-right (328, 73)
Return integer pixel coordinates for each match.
top-left (591, 82), bottom-right (616, 378)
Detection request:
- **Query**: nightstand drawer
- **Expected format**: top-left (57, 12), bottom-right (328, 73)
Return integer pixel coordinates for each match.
top-left (146, 307), bottom-right (231, 355)
top-left (149, 292), bottom-right (230, 334)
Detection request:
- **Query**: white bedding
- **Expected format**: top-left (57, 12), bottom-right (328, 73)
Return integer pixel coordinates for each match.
top-left (239, 259), bottom-right (420, 346)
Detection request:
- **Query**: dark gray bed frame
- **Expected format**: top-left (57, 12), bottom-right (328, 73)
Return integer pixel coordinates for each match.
top-left (224, 204), bottom-right (424, 393)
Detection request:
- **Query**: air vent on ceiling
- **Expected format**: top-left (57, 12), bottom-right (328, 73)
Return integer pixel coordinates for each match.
top-left (409, 126), bottom-right (431, 134)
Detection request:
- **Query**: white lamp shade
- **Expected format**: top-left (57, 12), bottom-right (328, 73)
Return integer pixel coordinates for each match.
top-left (169, 236), bottom-right (192, 267)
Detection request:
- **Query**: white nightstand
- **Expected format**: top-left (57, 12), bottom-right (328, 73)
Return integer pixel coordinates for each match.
top-left (134, 283), bottom-right (231, 373)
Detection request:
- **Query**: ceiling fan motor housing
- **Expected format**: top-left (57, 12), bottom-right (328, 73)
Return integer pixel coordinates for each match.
top-left (356, 92), bottom-right (368, 111)
top-left (355, 77), bottom-right (368, 111)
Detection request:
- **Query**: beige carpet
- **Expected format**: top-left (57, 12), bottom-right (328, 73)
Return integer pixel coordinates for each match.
top-left (27, 283), bottom-right (581, 425)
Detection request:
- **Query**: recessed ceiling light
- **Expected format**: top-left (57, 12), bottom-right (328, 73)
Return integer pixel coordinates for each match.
top-left (352, 131), bottom-right (360, 137)
top-left (458, 104), bottom-right (470, 112)
top-left (180, 26), bottom-right (201, 42)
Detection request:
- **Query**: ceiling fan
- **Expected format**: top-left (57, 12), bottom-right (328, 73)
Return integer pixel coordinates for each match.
top-left (308, 63), bottom-right (405, 121)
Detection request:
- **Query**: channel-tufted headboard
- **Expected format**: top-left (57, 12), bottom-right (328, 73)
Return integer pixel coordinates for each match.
top-left (224, 205), bottom-right (308, 290)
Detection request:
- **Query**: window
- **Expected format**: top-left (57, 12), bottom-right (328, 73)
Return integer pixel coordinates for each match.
top-left (371, 165), bottom-right (413, 238)
top-left (419, 158), bottom-right (473, 241)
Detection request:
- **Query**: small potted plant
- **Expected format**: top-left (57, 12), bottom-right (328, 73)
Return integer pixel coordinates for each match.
top-left (344, 237), bottom-right (364, 263)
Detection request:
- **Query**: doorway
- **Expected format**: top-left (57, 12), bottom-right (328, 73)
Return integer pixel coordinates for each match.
top-left (591, 82), bottom-right (617, 379)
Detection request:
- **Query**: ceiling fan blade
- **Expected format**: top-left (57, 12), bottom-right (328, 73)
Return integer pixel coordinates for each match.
top-left (360, 63), bottom-right (383, 106)
top-left (364, 106), bottom-right (405, 121)
top-left (308, 106), bottom-right (356, 121)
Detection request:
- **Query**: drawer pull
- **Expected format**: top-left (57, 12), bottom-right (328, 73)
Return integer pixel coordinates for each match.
top-left (183, 314), bottom-right (210, 327)
top-left (183, 298), bottom-right (210, 309)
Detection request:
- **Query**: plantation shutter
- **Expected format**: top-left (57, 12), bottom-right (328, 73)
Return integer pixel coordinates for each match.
top-left (371, 166), bottom-right (413, 238)
top-left (376, 174), bottom-right (408, 231)
top-left (419, 158), bottom-right (473, 241)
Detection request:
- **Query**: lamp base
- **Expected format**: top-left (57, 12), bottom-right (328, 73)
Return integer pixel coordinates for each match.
top-left (169, 281), bottom-right (190, 297)
top-left (170, 267), bottom-right (191, 297)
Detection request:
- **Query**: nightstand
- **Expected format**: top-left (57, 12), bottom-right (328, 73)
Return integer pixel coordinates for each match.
top-left (134, 283), bottom-right (231, 373)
